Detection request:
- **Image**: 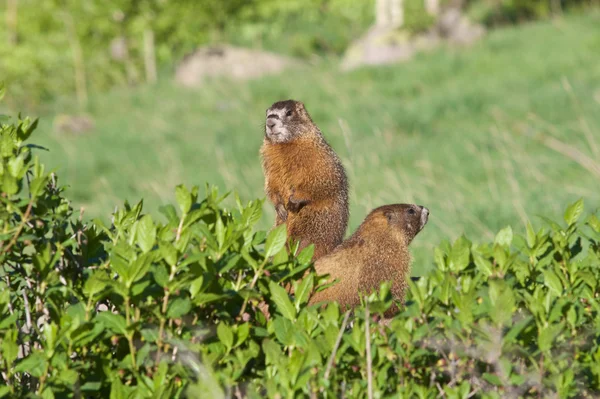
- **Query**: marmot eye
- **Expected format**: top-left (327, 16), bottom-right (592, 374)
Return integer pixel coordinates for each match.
top-left (408, 209), bottom-right (416, 215)
top-left (286, 110), bottom-right (293, 117)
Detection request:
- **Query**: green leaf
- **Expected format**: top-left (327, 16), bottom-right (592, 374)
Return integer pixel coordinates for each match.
top-left (217, 323), bottom-right (234, 351)
top-left (167, 297), bottom-right (191, 319)
top-left (215, 215), bottom-right (225, 249)
top-left (136, 215), bottom-right (156, 253)
top-left (3, 173), bottom-right (18, 195)
top-left (189, 276), bottom-right (204, 299)
top-left (129, 252), bottom-right (154, 286)
top-left (489, 282), bottom-right (514, 326)
top-left (0, 386), bottom-right (11, 398)
top-left (29, 176), bottom-right (48, 198)
top-left (538, 323), bottom-right (563, 352)
top-left (153, 264), bottom-right (170, 287)
top-left (296, 244), bottom-right (315, 264)
top-left (449, 236), bottom-right (470, 271)
top-left (472, 252), bottom-right (492, 277)
top-left (587, 214), bottom-right (600, 233)
top-left (494, 226), bottom-right (513, 247)
top-left (175, 184), bottom-right (192, 214)
top-left (80, 382), bottom-right (102, 392)
top-left (43, 323), bottom-right (59, 352)
top-left (272, 243), bottom-right (289, 265)
top-left (1, 330), bottom-right (18, 365)
top-left (7, 155), bottom-right (24, 177)
top-left (96, 312), bottom-right (127, 336)
top-left (15, 352), bottom-right (47, 377)
top-left (159, 242), bottom-right (178, 266)
top-left (566, 306), bottom-right (577, 327)
top-left (265, 224), bottom-right (287, 258)
top-left (543, 270), bottom-right (563, 296)
top-left (235, 323), bottom-right (250, 347)
top-left (273, 317), bottom-right (294, 346)
top-left (269, 281), bottom-right (296, 321)
top-left (564, 198), bottom-right (584, 226)
top-left (19, 118), bottom-right (38, 143)
top-left (482, 372), bottom-right (503, 386)
top-left (57, 369), bottom-right (79, 386)
top-left (526, 221), bottom-right (536, 248)
top-left (0, 313), bottom-right (18, 330)
top-left (110, 378), bottom-right (128, 399)
top-left (159, 204), bottom-right (178, 224)
top-left (294, 274), bottom-right (314, 311)
top-left (262, 339), bottom-right (282, 365)
top-left (503, 316), bottom-right (533, 343)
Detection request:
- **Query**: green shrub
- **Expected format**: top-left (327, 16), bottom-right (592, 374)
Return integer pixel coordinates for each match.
top-left (1, 91), bottom-right (600, 397)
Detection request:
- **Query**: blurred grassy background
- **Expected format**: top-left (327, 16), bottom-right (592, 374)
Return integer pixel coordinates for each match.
top-left (24, 12), bottom-right (600, 274)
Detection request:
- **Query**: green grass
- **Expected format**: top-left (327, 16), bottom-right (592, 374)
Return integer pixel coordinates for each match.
top-left (26, 12), bottom-right (600, 274)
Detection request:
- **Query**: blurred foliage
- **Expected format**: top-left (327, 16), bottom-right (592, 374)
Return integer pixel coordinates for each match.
top-left (2, 87), bottom-right (600, 397)
top-left (0, 0), bottom-right (372, 107)
top-left (466, 0), bottom-right (596, 25)
top-left (0, 0), bottom-right (597, 106)
top-left (404, 0), bottom-right (438, 33)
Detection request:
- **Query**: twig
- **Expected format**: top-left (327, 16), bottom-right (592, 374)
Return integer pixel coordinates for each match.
top-left (6, 0), bottom-right (17, 46)
top-left (21, 290), bottom-right (32, 332)
top-left (175, 214), bottom-right (185, 242)
top-left (561, 77), bottom-right (599, 159)
top-left (365, 302), bottom-right (373, 399)
top-left (436, 382), bottom-right (446, 396)
top-left (237, 268), bottom-right (263, 317)
top-left (323, 311), bottom-right (351, 381)
top-left (4, 275), bottom-right (14, 316)
top-left (61, 10), bottom-right (88, 108)
top-left (2, 200), bottom-right (34, 254)
top-left (538, 134), bottom-right (600, 179)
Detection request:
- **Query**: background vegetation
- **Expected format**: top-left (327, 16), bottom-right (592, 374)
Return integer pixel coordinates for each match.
top-left (1, 0), bottom-right (597, 107)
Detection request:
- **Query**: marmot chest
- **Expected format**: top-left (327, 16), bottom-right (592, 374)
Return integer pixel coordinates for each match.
top-left (266, 144), bottom-right (332, 190)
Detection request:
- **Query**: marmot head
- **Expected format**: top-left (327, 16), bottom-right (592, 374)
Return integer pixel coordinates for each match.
top-left (264, 99), bottom-right (314, 143)
top-left (361, 204), bottom-right (429, 245)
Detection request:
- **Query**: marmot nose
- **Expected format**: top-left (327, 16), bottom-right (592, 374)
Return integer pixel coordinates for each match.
top-left (267, 121), bottom-right (276, 130)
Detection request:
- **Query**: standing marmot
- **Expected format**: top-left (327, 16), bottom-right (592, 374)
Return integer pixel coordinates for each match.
top-left (260, 100), bottom-right (349, 260)
top-left (309, 204), bottom-right (429, 317)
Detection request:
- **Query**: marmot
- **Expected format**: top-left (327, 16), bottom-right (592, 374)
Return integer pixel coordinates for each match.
top-left (260, 100), bottom-right (349, 261)
top-left (309, 204), bottom-right (429, 317)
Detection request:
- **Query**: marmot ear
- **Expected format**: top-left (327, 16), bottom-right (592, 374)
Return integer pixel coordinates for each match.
top-left (383, 210), bottom-right (395, 224)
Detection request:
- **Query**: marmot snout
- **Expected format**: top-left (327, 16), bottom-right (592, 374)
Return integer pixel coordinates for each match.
top-left (260, 100), bottom-right (349, 261)
top-left (309, 203), bottom-right (429, 317)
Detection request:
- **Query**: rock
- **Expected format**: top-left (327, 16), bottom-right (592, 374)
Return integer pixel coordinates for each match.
top-left (53, 114), bottom-right (94, 135)
top-left (110, 36), bottom-right (128, 61)
top-left (341, 8), bottom-right (485, 71)
top-left (437, 8), bottom-right (486, 45)
top-left (341, 26), bottom-right (415, 71)
top-left (175, 45), bottom-right (301, 87)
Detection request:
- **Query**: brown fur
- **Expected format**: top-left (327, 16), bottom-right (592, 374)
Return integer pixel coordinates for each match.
top-left (260, 100), bottom-right (349, 261)
top-left (309, 204), bottom-right (429, 317)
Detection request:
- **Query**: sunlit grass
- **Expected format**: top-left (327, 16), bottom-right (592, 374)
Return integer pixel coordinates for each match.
top-left (31, 12), bottom-right (600, 274)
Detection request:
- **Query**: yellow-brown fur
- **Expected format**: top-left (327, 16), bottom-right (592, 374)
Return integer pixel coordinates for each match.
top-left (309, 204), bottom-right (429, 317)
top-left (260, 100), bottom-right (349, 261)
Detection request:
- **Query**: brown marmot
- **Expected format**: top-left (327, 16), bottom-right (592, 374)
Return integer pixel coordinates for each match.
top-left (260, 100), bottom-right (349, 261)
top-left (309, 204), bottom-right (429, 317)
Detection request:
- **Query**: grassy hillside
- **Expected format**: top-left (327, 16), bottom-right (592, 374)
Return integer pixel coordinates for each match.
top-left (30, 12), bottom-right (600, 274)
